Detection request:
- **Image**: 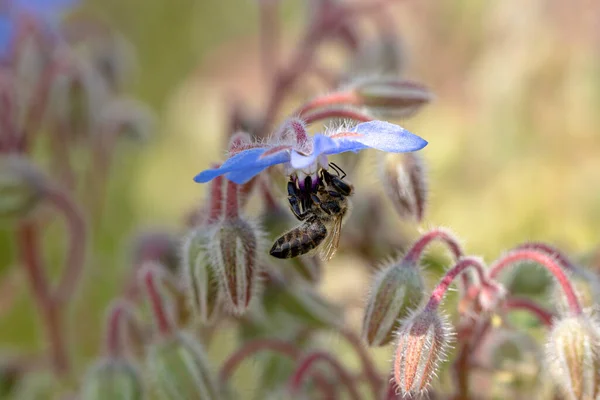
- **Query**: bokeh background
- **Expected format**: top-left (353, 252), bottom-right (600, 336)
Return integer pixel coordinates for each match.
top-left (1, 0), bottom-right (600, 397)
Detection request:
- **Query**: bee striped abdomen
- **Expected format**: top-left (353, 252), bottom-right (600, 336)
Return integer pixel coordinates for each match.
top-left (269, 218), bottom-right (327, 259)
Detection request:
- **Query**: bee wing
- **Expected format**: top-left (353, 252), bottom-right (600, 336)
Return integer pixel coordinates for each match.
top-left (318, 215), bottom-right (343, 262)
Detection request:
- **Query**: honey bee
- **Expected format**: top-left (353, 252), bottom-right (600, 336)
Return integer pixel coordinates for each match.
top-left (269, 163), bottom-right (353, 261)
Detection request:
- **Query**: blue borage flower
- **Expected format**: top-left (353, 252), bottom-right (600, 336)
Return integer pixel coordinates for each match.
top-left (0, 0), bottom-right (77, 57)
top-left (194, 120), bottom-right (427, 185)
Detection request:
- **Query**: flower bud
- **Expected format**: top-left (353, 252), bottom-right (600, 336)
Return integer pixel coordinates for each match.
top-left (362, 259), bottom-right (425, 346)
top-left (352, 78), bottom-right (433, 118)
top-left (210, 217), bottom-right (261, 315)
top-left (545, 316), bottom-right (600, 400)
top-left (81, 359), bottom-right (143, 400)
top-left (0, 155), bottom-right (46, 223)
top-left (181, 226), bottom-right (223, 324)
top-left (380, 152), bottom-right (427, 223)
top-left (146, 332), bottom-right (219, 400)
top-left (477, 280), bottom-right (507, 313)
top-left (393, 309), bottom-right (454, 395)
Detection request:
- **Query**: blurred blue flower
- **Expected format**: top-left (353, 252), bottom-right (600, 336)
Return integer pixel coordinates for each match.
top-left (0, 0), bottom-right (77, 57)
top-left (194, 120), bottom-right (428, 184)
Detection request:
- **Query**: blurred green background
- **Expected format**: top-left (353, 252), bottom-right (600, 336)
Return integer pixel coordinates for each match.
top-left (1, 0), bottom-right (600, 396)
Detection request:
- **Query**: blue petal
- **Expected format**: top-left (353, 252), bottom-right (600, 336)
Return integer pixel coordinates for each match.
top-left (0, 17), bottom-right (13, 57)
top-left (290, 134), bottom-right (336, 169)
top-left (349, 120), bottom-right (428, 152)
top-left (194, 147), bottom-right (290, 184)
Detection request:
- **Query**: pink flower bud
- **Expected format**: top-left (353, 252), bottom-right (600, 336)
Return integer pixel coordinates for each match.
top-left (545, 315), bottom-right (600, 400)
top-left (380, 152), bottom-right (427, 223)
top-left (393, 309), bottom-right (454, 395)
top-left (362, 259), bottom-right (425, 346)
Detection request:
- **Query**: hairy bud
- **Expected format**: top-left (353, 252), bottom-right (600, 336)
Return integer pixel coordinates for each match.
top-left (210, 217), bottom-right (261, 315)
top-left (362, 259), bottom-right (425, 346)
top-left (181, 227), bottom-right (223, 324)
top-left (81, 359), bottom-right (143, 400)
top-left (352, 78), bottom-right (433, 118)
top-left (0, 155), bottom-right (46, 223)
top-left (146, 332), bottom-right (218, 400)
top-left (380, 152), bottom-right (427, 222)
top-left (545, 316), bottom-right (600, 400)
top-left (393, 309), bottom-right (454, 395)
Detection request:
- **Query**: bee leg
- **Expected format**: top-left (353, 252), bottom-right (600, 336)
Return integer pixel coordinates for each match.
top-left (330, 176), bottom-right (352, 196)
top-left (311, 194), bottom-right (321, 204)
top-left (288, 181), bottom-right (309, 221)
top-left (320, 201), bottom-right (341, 215)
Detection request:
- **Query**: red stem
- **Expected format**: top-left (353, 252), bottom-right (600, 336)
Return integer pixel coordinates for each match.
top-left (141, 267), bottom-right (173, 337)
top-left (105, 302), bottom-right (126, 358)
top-left (504, 297), bottom-right (554, 327)
top-left (340, 329), bottom-right (382, 399)
top-left (45, 185), bottom-right (86, 305)
top-left (17, 222), bottom-right (69, 375)
top-left (404, 228), bottom-right (463, 264)
top-left (489, 249), bottom-right (582, 316)
top-left (303, 107), bottom-right (373, 124)
top-left (426, 257), bottom-right (487, 311)
top-left (513, 242), bottom-right (575, 271)
top-left (289, 351), bottom-right (362, 400)
top-left (225, 180), bottom-right (239, 219)
top-left (219, 339), bottom-right (336, 398)
top-left (207, 173), bottom-right (224, 224)
top-left (296, 91), bottom-right (360, 117)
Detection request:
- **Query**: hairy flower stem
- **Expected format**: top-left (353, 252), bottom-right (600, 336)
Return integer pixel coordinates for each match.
top-left (45, 185), bottom-right (86, 305)
top-left (219, 339), bottom-right (335, 397)
top-left (303, 108), bottom-right (373, 124)
top-left (453, 321), bottom-right (491, 400)
top-left (489, 249), bottom-right (582, 316)
top-left (340, 329), bottom-right (382, 398)
top-left (289, 351), bottom-right (361, 400)
top-left (105, 300), bottom-right (144, 358)
top-left (404, 228), bottom-right (463, 265)
top-left (18, 222), bottom-right (69, 376)
top-left (505, 296), bottom-right (554, 327)
top-left (514, 242), bottom-right (575, 271)
top-left (207, 172), bottom-right (224, 224)
top-left (224, 180), bottom-right (239, 219)
top-left (296, 91), bottom-right (360, 116)
top-left (141, 268), bottom-right (173, 337)
top-left (425, 257), bottom-right (487, 311)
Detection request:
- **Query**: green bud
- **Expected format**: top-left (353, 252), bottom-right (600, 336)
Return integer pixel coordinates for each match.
top-left (0, 155), bottom-right (46, 223)
top-left (81, 359), bottom-right (143, 400)
top-left (147, 332), bottom-right (219, 400)
top-left (182, 226), bottom-right (223, 324)
top-left (362, 259), bottom-right (425, 346)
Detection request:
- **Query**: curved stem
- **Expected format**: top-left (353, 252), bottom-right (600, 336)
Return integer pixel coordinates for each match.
top-left (426, 257), bottom-right (487, 311)
top-left (504, 296), bottom-right (554, 327)
top-left (141, 266), bottom-right (174, 337)
top-left (339, 329), bottom-right (382, 399)
top-left (219, 339), bottom-right (336, 398)
top-left (104, 300), bottom-right (143, 358)
top-left (303, 108), bottom-right (373, 124)
top-left (17, 221), bottom-right (69, 375)
top-left (45, 185), bottom-right (86, 305)
top-left (289, 351), bottom-right (362, 400)
top-left (489, 249), bottom-right (582, 316)
top-left (404, 228), bottom-right (463, 264)
top-left (296, 91), bottom-right (360, 117)
top-left (513, 242), bottom-right (575, 271)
